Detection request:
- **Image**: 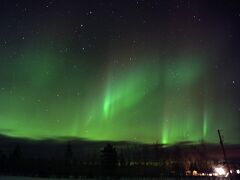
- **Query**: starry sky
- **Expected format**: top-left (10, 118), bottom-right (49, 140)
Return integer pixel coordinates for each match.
top-left (0, 0), bottom-right (240, 144)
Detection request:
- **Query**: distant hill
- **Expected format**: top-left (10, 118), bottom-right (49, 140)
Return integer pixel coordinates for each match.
top-left (0, 134), bottom-right (240, 161)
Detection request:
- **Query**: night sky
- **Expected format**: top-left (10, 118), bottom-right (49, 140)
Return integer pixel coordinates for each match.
top-left (0, 0), bottom-right (240, 144)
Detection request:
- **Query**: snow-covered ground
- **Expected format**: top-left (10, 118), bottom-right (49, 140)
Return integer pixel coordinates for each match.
top-left (0, 176), bottom-right (226, 180)
top-left (0, 177), bottom-right (166, 180)
top-left (0, 177), bottom-right (72, 180)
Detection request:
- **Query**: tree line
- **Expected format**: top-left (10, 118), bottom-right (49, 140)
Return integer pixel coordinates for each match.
top-left (0, 142), bottom-right (224, 178)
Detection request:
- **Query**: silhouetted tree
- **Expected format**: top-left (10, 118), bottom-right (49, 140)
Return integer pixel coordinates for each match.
top-left (64, 142), bottom-right (74, 177)
top-left (101, 144), bottom-right (118, 177)
top-left (119, 152), bottom-right (126, 167)
top-left (154, 141), bottom-right (160, 162)
top-left (172, 146), bottom-right (185, 177)
top-left (9, 144), bottom-right (22, 175)
top-left (0, 150), bottom-right (7, 174)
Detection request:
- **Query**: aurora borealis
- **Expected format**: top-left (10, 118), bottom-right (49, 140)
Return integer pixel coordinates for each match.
top-left (0, 0), bottom-right (240, 144)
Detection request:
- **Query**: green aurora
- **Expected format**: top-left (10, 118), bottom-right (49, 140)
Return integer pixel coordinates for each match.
top-left (0, 49), bottom-right (238, 144)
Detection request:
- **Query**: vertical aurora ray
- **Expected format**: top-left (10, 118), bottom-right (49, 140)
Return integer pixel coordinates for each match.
top-left (102, 63), bottom-right (161, 120)
top-left (159, 56), bottom-right (206, 144)
top-left (0, 50), bottom-right (239, 144)
top-left (103, 92), bottom-right (111, 118)
top-left (202, 78), bottom-right (211, 140)
top-left (82, 55), bottom-right (209, 144)
top-left (203, 106), bottom-right (208, 139)
top-left (161, 119), bottom-right (169, 144)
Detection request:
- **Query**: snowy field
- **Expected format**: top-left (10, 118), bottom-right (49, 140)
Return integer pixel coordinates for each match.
top-left (0, 176), bottom-right (228, 180)
top-left (0, 177), bottom-right (78, 180)
top-left (0, 177), bottom-right (73, 180)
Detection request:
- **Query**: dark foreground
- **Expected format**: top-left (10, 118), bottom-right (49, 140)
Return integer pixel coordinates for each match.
top-left (1, 136), bottom-right (240, 179)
